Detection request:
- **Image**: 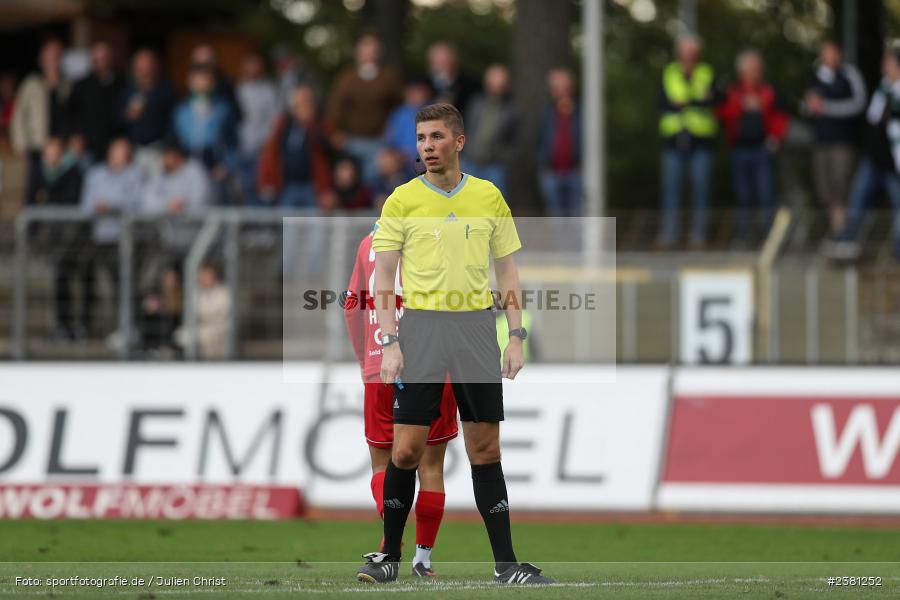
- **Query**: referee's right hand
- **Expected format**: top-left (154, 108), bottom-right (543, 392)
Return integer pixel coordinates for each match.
top-left (381, 344), bottom-right (404, 385)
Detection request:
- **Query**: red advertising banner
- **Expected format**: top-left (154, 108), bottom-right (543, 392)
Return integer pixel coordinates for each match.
top-left (664, 396), bottom-right (900, 485)
top-left (0, 485), bottom-right (305, 520)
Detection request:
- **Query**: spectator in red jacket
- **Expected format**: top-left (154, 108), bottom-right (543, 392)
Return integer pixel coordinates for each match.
top-left (718, 49), bottom-right (789, 243)
top-left (257, 85), bottom-right (335, 208)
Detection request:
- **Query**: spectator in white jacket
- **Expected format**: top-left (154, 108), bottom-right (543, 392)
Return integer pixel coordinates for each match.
top-left (140, 138), bottom-right (211, 256)
top-left (175, 261), bottom-right (231, 360)
top-left (11, 39), bottom-right (70, 204)
top-left (82, 138), bottom-right (142, 242)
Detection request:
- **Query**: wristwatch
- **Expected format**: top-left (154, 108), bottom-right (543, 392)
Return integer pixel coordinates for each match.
top-left (381, 333), bottom-right (400, 347)
top-left (508, 328), bottom-right (527, 341)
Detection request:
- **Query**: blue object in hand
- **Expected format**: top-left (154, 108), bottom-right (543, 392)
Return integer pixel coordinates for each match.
top-left (394, 378), bottom-right (404, 390)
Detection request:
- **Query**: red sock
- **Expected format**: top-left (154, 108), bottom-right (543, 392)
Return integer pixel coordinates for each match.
top-left (414, 490), bottom-right (445, 548)
top-left (370, 471), bottom-right (385, 519)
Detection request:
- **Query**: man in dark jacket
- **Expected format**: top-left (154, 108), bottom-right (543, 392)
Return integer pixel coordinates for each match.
top-left (119, 49), bottom-right (175, 157)
top-left (427, 42), bottom-right (478, 115)
top-left (463, 64), bottom-right (516, 195)
top-left (35, 137), bottom-right (85, 341)
top-left (802, 41), bottom-right (867, 236)
top-left (68, 40), bottom-right (124, 163)
top-left (34, 137), bottom-right (83, 206)
top-left (538, 68), bottom-right (581, 217)
top-left (828, 45), bottom-right (900, 261)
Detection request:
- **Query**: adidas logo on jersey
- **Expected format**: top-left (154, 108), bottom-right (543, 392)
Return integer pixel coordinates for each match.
top-left (445, 212), bottom-right (458, 222)
top-left (384, 498), bottom-right (406, 510)
top-left (489, 499), bottom-right (510, 513)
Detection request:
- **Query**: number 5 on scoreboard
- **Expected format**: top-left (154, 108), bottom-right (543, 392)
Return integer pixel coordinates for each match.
top-left (679, 271), bottom-right (754, 365)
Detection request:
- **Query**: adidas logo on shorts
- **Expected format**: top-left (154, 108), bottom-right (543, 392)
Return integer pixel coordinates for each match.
top-left (384, 498), bottom-right (406, 510)
top-left (445, 212), bottom-right (458, 222)
top-left (489, 499), bottom-right (510, 513)
top-left (393, 399), bottom-right (400, 409)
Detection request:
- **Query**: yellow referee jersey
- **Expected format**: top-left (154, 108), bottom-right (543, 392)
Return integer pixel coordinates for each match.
top-left (372, 174), bottom-right (521, 311)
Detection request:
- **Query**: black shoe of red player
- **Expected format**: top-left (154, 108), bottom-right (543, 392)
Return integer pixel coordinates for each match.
top-left (411, 562), bottom-right (437, 577)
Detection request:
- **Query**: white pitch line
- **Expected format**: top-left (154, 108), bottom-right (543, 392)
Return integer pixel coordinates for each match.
top-left (338, 579), bottom-right (738, 593)
top-left (3, 575), bottom-right (896, 596)
top-left (341, 582), bottom-right (602, 593)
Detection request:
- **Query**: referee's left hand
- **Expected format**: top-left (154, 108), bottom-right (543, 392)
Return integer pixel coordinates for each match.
top-left (502, 340), bottom-right (525, 380)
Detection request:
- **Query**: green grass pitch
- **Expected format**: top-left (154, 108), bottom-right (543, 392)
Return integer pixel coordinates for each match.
top-left (0, 518), bottom-right (898, 598)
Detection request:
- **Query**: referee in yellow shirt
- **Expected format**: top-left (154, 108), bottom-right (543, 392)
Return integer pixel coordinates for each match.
top-left (356, 104), bottom-right (552, 585)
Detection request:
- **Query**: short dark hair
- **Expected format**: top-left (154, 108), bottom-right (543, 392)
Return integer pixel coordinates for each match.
top-left (415, 103), bottom-right (464, 136)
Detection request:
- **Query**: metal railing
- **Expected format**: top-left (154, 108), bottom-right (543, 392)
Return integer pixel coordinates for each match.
top-left (11, 206), bottom-right (350, 360)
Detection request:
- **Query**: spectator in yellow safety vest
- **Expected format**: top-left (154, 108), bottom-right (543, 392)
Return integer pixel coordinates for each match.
top-left (656, 35), bottom-right (720, 250)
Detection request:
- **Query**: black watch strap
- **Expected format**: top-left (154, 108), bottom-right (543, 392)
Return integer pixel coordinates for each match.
top-left (508, 328), bottom-right (527, 340)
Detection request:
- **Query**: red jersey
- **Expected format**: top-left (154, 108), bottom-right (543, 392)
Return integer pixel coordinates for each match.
top-left (717, 82), bottom-right (789, 146)
top-left (343, 231), bottom-right (403, 382)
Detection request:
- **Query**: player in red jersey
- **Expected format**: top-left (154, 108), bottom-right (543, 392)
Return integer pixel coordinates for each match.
top-left (343, 225), bottom-right (458, 577)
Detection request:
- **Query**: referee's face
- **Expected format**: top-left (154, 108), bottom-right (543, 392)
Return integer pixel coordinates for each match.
top-left (416, 120), bottom-right (463, 173)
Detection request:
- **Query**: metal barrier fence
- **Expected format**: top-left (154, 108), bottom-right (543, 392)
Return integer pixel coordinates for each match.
top-left (7, 207), bottom-right (900, 363)
top-left (11, 207), bottom-right (342, 361)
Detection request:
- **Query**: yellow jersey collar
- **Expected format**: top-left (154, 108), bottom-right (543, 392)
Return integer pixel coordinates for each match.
top-left (418, 173), bottom-right (469, 198)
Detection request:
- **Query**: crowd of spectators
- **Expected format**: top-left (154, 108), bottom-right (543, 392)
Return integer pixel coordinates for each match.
top-left (8, 35), bottom-right (553, 216)
top-left (5, 34), bottom-right (539, 350)
top-left (657, 35), bottom-right (900, 258)
top-left (9, 33), bottom-right (900, 249)
top-left (8, 30), bottom-right (900, 350)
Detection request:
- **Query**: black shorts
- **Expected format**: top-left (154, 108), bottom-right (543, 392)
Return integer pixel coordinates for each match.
top-left (394, 308), bottom-right (503, 424)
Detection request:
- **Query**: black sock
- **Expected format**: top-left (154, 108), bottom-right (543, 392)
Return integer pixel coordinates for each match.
top-left (471, 461), bottom-right (517, 573)
top-left (382, 460), bottom-right (416, 560)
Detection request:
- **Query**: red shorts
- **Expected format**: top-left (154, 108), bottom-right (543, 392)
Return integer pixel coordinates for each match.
top-left (364, 380), bottom-right (458, 448)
